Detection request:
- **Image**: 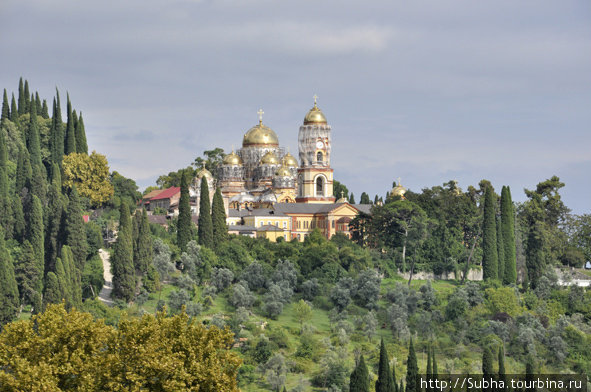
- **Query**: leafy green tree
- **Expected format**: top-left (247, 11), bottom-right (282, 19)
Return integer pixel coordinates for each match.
top-left (333, 179), bottom-right (349, 201)
top-left (64, 93), bottom-right (76, 155)
top-left (406, 337), bottom-right (418, 392)
top-left (212, 187), bottom-right (227, 248)
top-left (65, 186), bottom-right (88, 268)
top-left (482, 186), bottom-right (498, 280)
top-left (75, 111), bottom-right (88, 154)
top-left (293, 299), bottom-right (313, 329)
top-left (501, 186), bottom-right (516, 284)
top-left (192, 148), bottom-right (226, 179)
top-left (62, 151), bottom-right (114, 207)
top-left (112, 203), bottom-right (136, 301)
top-left (198, 177), bottom-right (213, 248)
top-left (349, 355), bottom-right (370, 392)
top-left (177, 170), bottom-right (192, 253)
top-left (0, 228), bottom-right (19, 326)
top-left (376, 338), bottom-right (393, 392)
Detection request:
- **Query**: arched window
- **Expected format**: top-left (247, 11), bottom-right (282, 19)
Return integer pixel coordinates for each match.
top-left (317, 151), bottom-right (323, 163)
top-left (316, 177), bottom-right (324, 196)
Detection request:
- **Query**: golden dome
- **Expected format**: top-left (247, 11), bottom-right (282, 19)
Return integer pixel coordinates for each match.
top-left (242, 123), bottom-right (279, 147)
top-left (196, 167), bottom-right (213, 179)
top-left (276, 166), bottom-right (291, 177)
top-left (223, 151), bottom-right (243, 165)
top-left (390, 179), bottom-right (407, 198)
top-left (283, 152), bottom-right (298, 167)
top-left (304, 97), bottom-right (327, 125)
top-left (260, 151), bottom-right (280, 165)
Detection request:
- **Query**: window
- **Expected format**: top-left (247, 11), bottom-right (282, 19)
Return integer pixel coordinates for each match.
top-left (317, 151), bottom-right (323, 163)
top-left (316, 177), bottom-right (324, 196)
top-left (283, 222), bottom-right (287, 228)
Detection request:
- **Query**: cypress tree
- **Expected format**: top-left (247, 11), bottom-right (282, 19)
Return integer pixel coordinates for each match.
top-left (75, 112), bottom-right (88, 154)
top-left (14, 240), bottom-right (42, 310)
top-left (0, 130), bottom-right (13, 238)
top-left (393, 363), bottom-right (398, 392)
top-left (62, 245), bottom-right (82, 307)
top-left (212, 187), bottom-right (227, 248)
top-left (41, 99), bottom-right (49, 119)
top-left (50, 91), bottom-right (65, 168)
top-left (44, 164), bottom-right (64, 274)
top-left (27, 100), bottom-right (42, 167)
top-left (55, 256), bottom-right (71, 305)
top-left (64, 93), bottom-right (76, 155)
top-left (496, 215), bottom-right (505, 281)
top-left (482, 186), bottom-right (498, 280)
top-left (134, 209), bottom-right (152, 275)
top-left (350, 354), bottom-right (370, 392)
top-left (178, 170), bottom-right (192, 253)
top-left (482, 347), bottom-right (494, 378)
top-left (197, 177), bottom-right (213, 248)
top-left (501, 186), bottom-right (516, 284)
top-left (15, 145), bottom-right (32, 194)
top-left (10, 93), bottom-right (18, 121)
top-left (17, 77), bottom-right (25, 115)
top-left (406, 337), bottom-right (418, 392)
top-left (0, 228), bottom-right (19, 326)
top-left (65, 186), bottom-right (87, 269)
top-left (112, 202), bottom-right (136, 301)
top-left (12, 195), bottom-right (25, 242)
top-left (24, 195), bottom-right (44, 294)
top-left (376, 338), bottom-right (392, 392)
top-left (35, 92), bottom-right (42, 114)
top-left (24, 80), bottom-right (30, 113)
top-left (399, 381), bottom-right (404, 392)
top-left (42, 271), bottom-right (61, 308)
top-left (1, 89), bottom-right (9, 125)
top-left (432, 346), bottom-right (437, 381)
top-left (349, 192), bottom-right (355, 204)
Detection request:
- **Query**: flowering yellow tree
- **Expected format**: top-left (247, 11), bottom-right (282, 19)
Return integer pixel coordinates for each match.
top-left (62, 151), bottom-right (114, 206)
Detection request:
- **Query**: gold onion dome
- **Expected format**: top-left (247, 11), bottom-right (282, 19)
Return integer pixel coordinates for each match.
top-left (243, 110), bottom-right (279, 147)
top-left (303, 97), bottom-right (327, 125)
top-left (223, 151), bottom-right (243, 165)
top-left (260, 151), bottom-right (280, 165)
top-left (283, 152), bottom-right (298, 167)
top-left (276, 166), bottom-right (291, 177)
top-left (390, 180), bottom-right (407, 197)
top-left (196, 167), bottom-right (213, 179)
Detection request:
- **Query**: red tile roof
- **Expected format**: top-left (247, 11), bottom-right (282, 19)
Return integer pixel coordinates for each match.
top-left (150, 187), bottom-right (180, 201)
top-left (143, 189), bottom-right (165, 200)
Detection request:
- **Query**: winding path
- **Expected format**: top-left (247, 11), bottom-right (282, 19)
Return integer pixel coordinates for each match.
top-left (98, 249), bottom-right (114, 306)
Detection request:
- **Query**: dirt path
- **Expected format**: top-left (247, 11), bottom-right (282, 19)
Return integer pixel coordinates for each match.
top-left (98, 249), bottom-right (114, 306)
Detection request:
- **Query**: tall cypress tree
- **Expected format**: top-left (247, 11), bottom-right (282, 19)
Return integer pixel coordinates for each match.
top-left (501, 186), bottom-right (516, 284)
top-left (0, 130), bottom-right (13, 238)
top-left (24, 194), bottom-right (44, 295)
top-left (65, 186), bottom-right (87, 269)
top-left (75, 112), bottom-right (88, 154)
top-left (15, 145), bottom-right (32, 195)
top-left (24, 80), bottom-right (31, 113)
top-left (112, 202), bottom-right (136, 301)
top-left (35, 92), bottom-right (42, 114)
top-left (1, 89), bottom-right (9, 125)
top-left (50, 91), bottom-right (65, 169)
top-left (44, 164), bottom-right (64, 274)
top-left (432, 346), bottom-right (438, 381)
top-left (62, 245), bottom-right (82, 307)
top-left (55, 256), bottom-right (71, 305)
top-left (376, 339), bottom-right (392, 392)
top-left (0, 228), bottom-right (19, 326)
top-left (498, 345), bottom-right (507, 390)
top-left (197, 177), bottom-right (213, 248)
top-left (12, 195), bottom-right (25, 243)
top-left (211, 187), bottom-right (227, 248)
top-left (406, 337), bottom-right (418, 392)
top-left (41, 99), bottom-right (49, 119)
top-left (27, 100), bottom-right (43, 167)
top-left (17, 77), bottom-right (25, 115)
top-left (10, 93), bottom-right (18, 121)
top-left (133, 209), bottom-right (152, 275)
top-left (64, 93), bottom-right (76, 155)
top-left (482, 346), bottom-right (494, 378)
top-left (178, 170), bottom-right (192, 253)
top-left (350, 354), bottom-right (370, 392)
top-left (496, 215), bottom-right (505, 281)
top-left (42, 271), bottom-right (61, 309)
top-left (14, 240), bottom-right (42, 310)
top-left (393, 363), bottom-right (398, 392)
top-left (482, 186), bottom-right (498, 280)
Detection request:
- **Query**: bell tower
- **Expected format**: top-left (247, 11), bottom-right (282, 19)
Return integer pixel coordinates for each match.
top-left (296, 96), bottom-right (335, 203)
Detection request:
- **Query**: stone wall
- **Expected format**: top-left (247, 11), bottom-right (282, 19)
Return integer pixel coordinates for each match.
top-left (399, 268), bottom-right (483, 281)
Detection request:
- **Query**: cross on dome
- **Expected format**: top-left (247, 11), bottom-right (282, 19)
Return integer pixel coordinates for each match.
top-left (257, 108), bottom-right (264, 124)
top-left (313, 94), bottom-right (318, 106)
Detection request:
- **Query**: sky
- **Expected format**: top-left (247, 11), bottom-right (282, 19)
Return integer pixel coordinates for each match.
top-left (1, 0), bottom-right (590, 214)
